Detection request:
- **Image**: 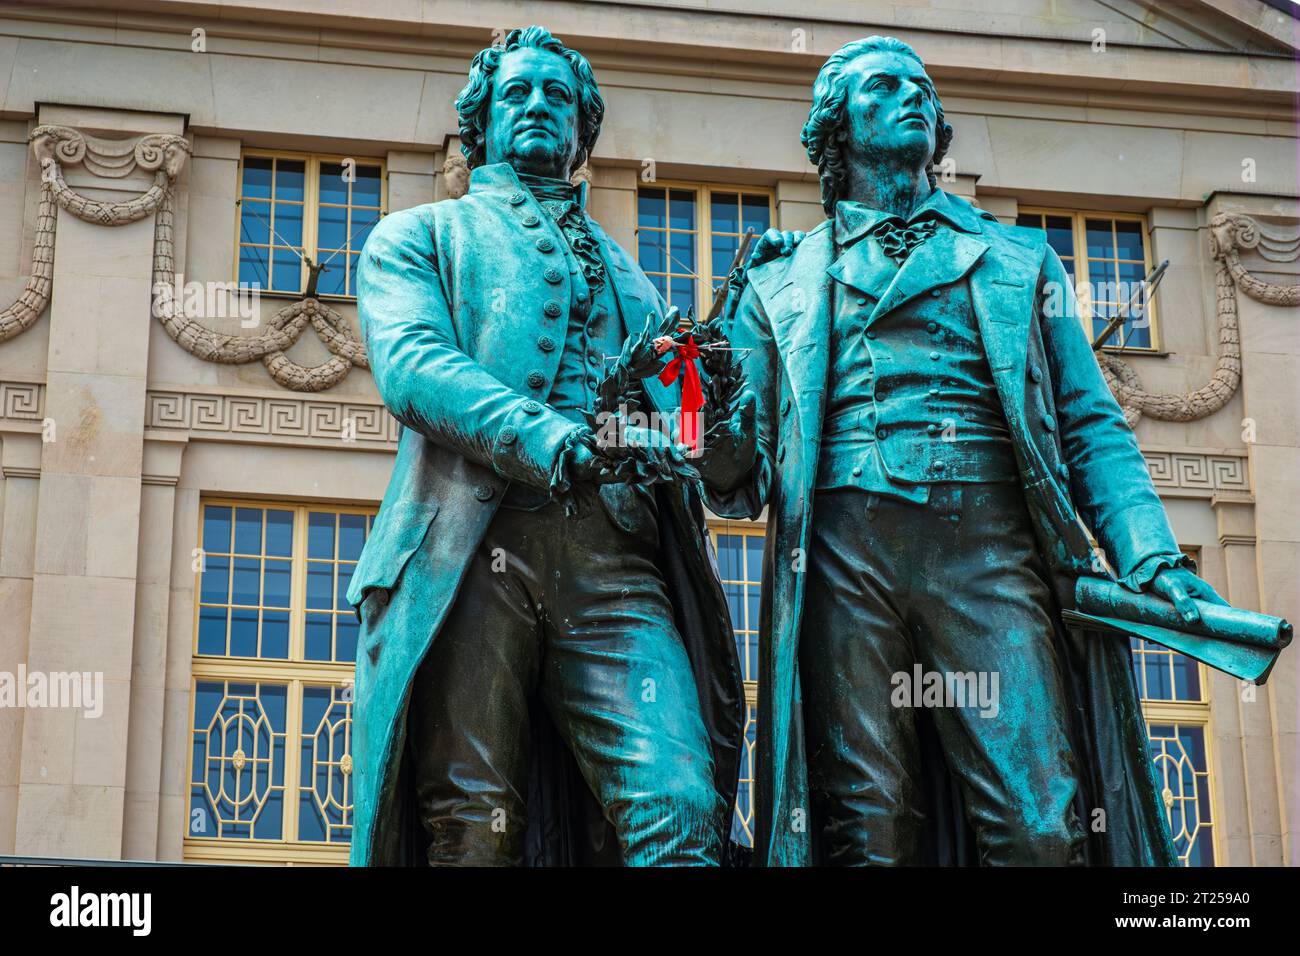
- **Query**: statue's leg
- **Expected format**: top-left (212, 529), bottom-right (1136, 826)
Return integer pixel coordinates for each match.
top-left (911, 482), bottom-right (1086, 866)
top-left (407, 511), bottom-right (542, 866)
top-left (799, 489), bottom-right (925, 866)
top-left (537, 498), bottom-right (726, 866)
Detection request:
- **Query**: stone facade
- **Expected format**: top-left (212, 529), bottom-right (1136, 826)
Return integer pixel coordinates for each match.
top-left (0, 0), bottom-right (1295, 866)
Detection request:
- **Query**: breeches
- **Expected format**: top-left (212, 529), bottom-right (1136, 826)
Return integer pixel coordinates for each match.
top-left (800, 482), bottom-right (1085, 866)
top-left (408, 499), bottom-right (725, 866)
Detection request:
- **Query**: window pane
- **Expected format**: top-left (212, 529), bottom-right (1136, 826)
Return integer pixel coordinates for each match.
top-left (669, 229), bottom-right (695, 273)
top-left (203, 505), bottom-right (233, 553)
top-left (1045, 216), bottom-right (1074, 259)
top-left (638, 233), bottom-right (665, 274)
top-left (308, 512), bottom-right (336, 559)
top-left (318, 203), bottom-right (347, 251)
top-left (338, 514), bottom-right (367, 561)
top-left (263, 559), bottom-right (291, 608)
top-left (318, 162), bottom-right (348, 206)
top-left (275, 203), bottom-right (303, 248)
top-left (234, 507), bottom-right (263, 554)
top-left (305, 613), bottom-right (333, 661)
top-left (261, 610), bottom-right (290, 660)
top-left (239, 201), bottom-right (270, 245)
top-left (271, 249), bottom-right (302, 293)
top-left (1146, 723), bottom-right (1215, 866)
top-left (638, 188), bottom-right (665, 229)
top-left (1115, 220), bottom-right (1144, 260)
top-left (239, 247), bottom-right (269, 290)
top-left (190, 680), bottom-right (290, 842)
top-left (669, 190), bottom-right (695, 230)
top-left (353, 165), bottom-right (382, 206)
top-left (265, 509), bottom-right (293, 557)
top-left (317, 258), bottom-right (346, 297)
top-left (241, 157), bottom-right (272, 200)
top-left (710, 192), bottom-right (739, 234)
top-left (275, 160), bottom-right (305, 203)
top-left (306, 562), bottom-right (333, 610)
top-left (741, 193), bottom-right (771, 231)
top-left (297, 685), bottom-right (354, 843)
top-left (1085, 219), bottom-right (1114, 259)
top-left (200, 556), bottom-right (230, 605)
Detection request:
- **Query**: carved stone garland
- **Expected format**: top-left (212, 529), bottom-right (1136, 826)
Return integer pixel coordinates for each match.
top-left (1098, 213), bottom-right (1298, 427)
top-left (0, 125), bottom-right (370, 392)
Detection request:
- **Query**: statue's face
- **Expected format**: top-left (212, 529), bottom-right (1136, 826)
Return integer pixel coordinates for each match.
top-left (483, 47), bottom-right (581, 178)
top-left (839, 50), bottom-right (938, 171)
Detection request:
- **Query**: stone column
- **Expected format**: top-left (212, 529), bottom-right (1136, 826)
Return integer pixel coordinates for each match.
top-left (387, 150), bottom-right (437, 214)
top-left (1206, 195), bottom-right (1300, 866)
top-left (13, 109), bottom-right (187, 858)
top-left (774, 179), bottom-right (823, 233)
top-left (120, 434), bottom-right (186, 860)
top-left (1212, 494), bottom-right (1284, 865)
top-left (587, 165), bottom-right (638, 254)
top-left (0, 429), bottom-right (42, 852)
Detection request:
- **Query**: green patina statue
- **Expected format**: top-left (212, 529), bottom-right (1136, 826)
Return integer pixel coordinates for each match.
top-left (703, 35), bottom-right (1287, 866)
top-left (346, 26), bottom-right (779, 866)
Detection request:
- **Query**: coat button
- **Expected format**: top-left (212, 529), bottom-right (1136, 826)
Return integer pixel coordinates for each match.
top-left (852, 465), bottom-right (863, 477)
top-left (926, 423), bottom-right (939, 435)
top-left (522, 214), bottom-right (540, 227)
top-left (543, 300), bottom-right (562, 318)
top-left (1029, 363), bottom-right (1043, 383)
top-left (536, 237), bottom-right (555, 253)
top-left (507, 192), bottom-right (526, 205)
top-left (876, 427), bottom-right (888, 439)
top-left (1042, 414), bottom-right (1056, 433)
top-left (587, 376), bottom-right (599, 390)
top-left (474, 484), bottom-right (495, 501)
top-left (527, 370), bottom-right (546, 389)
top-left (929, 350), bottom-right (941, 361)
top-left (856, 297), bottom-right (867, 306)
top-left (1057, 462), bottom-right (1070, 481)
top-left (926, 321), bottom-right (939, 333)
top-left (929, 387), bottom-right (939, 397)
top-left (499, 426), bottom-right (518, 446)
top-left (930, 288), bottom-right (942, 298)
top-left (522, 400), bottom-right (542, 414)
top-left (933, 460), bottom-right (947, 473)
top-left (587, 353), bottom-right (600, 367)
top-left (537, 335), bottom-right (555, 352)
top-left (780, 398), bottom-right (791, 417)
top-left (544, 268), bottom-right (562, 284)
top-left (866, 330), bottom-right (877, 339)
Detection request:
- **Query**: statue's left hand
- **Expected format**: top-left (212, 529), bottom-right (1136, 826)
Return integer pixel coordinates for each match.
top-left (1147, 566), bottom-right (1229, 624)
top-left (749, 228), bottom-right (806, 268)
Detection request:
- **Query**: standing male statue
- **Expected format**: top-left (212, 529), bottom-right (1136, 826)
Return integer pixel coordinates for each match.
top-left (347, 26), bottom-right (760, 866)
top-left (705, 35), bottom-right (1232, 866)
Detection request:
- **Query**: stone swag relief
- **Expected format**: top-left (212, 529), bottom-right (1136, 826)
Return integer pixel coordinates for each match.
top-left (348, 27), bottom-right (1291, 866)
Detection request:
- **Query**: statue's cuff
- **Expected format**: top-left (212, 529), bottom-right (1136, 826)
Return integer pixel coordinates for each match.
top-left (1120, 552), bottom-right (1191, 592)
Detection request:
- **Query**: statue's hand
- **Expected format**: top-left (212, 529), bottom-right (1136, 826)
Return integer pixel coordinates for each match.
top-left (618, 425), bottom-right (699, 484)
top-left (1147, 566), bottom-right (1229, 624)
top-left (749, 228), bottom-right (806, 268)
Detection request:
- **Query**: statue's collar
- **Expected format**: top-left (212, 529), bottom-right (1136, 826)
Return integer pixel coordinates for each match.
top-left (468, 162), bottom-right (589, 210)
top-left (834, 188), bottom-right (981, 247)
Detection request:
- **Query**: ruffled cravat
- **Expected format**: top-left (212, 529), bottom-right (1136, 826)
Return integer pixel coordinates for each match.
top-left (868, 218), bottom-right (939, 264)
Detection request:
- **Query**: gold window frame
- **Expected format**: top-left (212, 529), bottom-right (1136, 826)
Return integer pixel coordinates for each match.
top-left (234, 150), bottom-right (387, 302)
top-left (1016, 207), bottom-right (1159, 352)
top-left (186, 498), bottom-right (376, 865)
top-left (635, 181), bottom-right (776, 320)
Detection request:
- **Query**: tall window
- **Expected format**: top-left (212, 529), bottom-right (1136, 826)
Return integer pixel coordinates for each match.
top-left (1130, 552), bottom-right (1217, 866)
top-left (709, 520), bottom-right (764, 848)
top-left (188, 501), bottom-right (373, 864)
top-left (637, 184), bottom-right (773, 320)
top-left (1015, 208), bottom-right (1157, 350)
top-left (236, 151), bottom-right (385, 299)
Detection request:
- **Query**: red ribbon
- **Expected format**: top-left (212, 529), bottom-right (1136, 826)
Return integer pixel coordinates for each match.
top-left (657, 335), bottom-right (704, 452)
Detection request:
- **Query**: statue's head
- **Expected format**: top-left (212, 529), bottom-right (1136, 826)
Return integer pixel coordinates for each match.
top-left (802, 36), bottom-right (954, 214)
top-left (456, 26), bottom-right (605, 180)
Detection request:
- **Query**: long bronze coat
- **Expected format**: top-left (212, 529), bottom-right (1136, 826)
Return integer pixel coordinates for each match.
top-left (707, 191), bottom-right (1181, 866)
top-left (348, 163), bottom-right (745, 865)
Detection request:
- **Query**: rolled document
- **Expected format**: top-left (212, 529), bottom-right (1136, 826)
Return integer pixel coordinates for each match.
top-left (1064, 576), bottom-right (1293, 685)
